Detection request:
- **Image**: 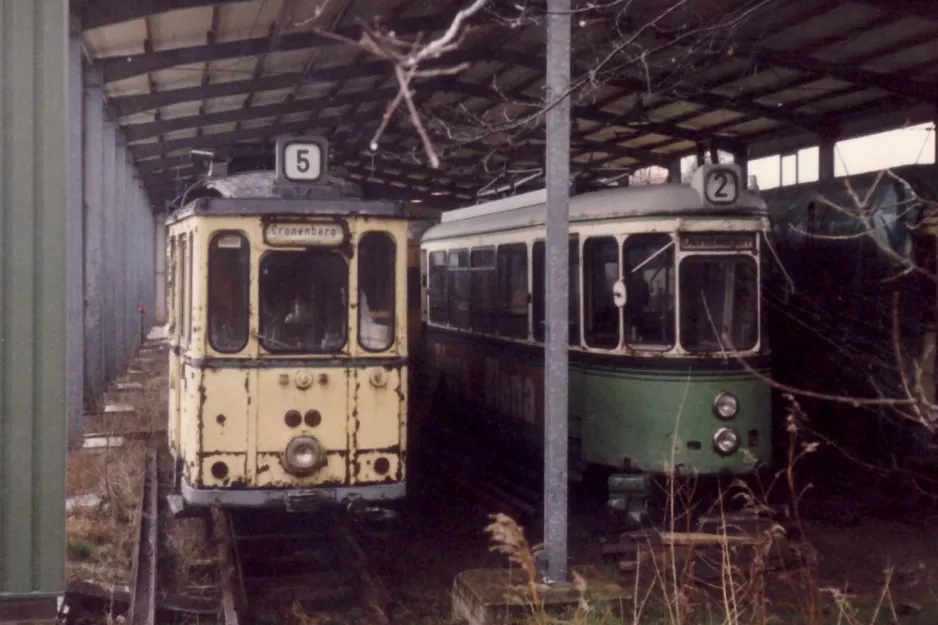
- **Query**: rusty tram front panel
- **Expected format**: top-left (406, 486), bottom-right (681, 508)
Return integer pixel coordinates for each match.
top-left (166, 193), bottom-right (410, 511)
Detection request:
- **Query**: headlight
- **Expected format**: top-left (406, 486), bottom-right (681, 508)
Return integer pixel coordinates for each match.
top-left (712, 392), bottom-right (739, 419)
top-left (283, 435), bottom-right (324, 475)
top-left (713, 427), bottom-right (740, 455)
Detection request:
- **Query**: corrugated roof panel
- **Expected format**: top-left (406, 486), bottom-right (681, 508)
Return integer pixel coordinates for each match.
top-left (280, 111), bottom-right (312, 124)
top-left (863, 41), bottom-right (938, 73)
top-left (241, 118), bottom-right (277, 130)
top-left (461, 61), bottom-right (510, 83)
top-left (807, 89), bottom-right (885, 114)
top-left (121, 112), bottom-right (158, 126)
top-left (163, 128), bottom-right (199, 142)
top-left (204, 57), bottom-right (260, 83)
top-left (161, 100), bottom-right (206, 119)
top-left (763, 2), bottom-right (883, 48)
top-left (760, 78), bottom-right (849, 106)
top-left (148, 7), bottom-right (212, 51)
top-left (83, 18), bottom-right (147, 57)
top-left (200, 121), bottom-right (242, 135)
top-left (713, 68), bottom-right (806, 98)
top-left (204, 95), bottom-right (250, 113)
top-left (718, 117), bottom-right (778, 135)
top-left (247, 87), bottom-right (296, 106)
top-left (261, 48), bottom-right (330, 74)
top-left (813, 17), bottom-right (935, 61)
top-left (214, 0), bottom-right (285, 42)
top-left (650, 101), bottom-right (705, 120)
top-left (151, 66), bottom-right (206, 91)
top-left (103, 75), bottom-right (152, 99)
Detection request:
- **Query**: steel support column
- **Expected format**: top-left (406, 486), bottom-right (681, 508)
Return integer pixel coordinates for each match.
top-left (541, 0), bottom-right (571, 585)
top-left (668, 158), bottom-right (682, 183)
top-left (84, 75), bottom-right (106, 408)
top-left (819, 135), bottom-right (836, 181)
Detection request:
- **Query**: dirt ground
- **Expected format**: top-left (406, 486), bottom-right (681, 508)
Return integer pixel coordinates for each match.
top-left (64, 333), bottom-right (938, 625)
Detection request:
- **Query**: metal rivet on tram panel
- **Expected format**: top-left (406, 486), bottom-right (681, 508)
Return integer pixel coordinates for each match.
top-left (295, 370), bottom-right (313, 390)
top-left (278, 373), bottom-right (289, 386)
top-left (319, 373), bottom-right (329, 384)
top-left (369, 369), bottom-right (387, 388)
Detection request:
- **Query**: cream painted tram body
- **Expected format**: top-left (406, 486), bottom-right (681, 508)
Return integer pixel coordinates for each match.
top-left (166, 138), bottom-right (410, 512)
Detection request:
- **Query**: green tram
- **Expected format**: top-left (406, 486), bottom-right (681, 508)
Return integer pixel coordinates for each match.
top-left (418, 164), bottom-right (775, 527)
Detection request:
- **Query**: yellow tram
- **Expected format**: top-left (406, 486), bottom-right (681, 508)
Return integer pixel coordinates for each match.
top-left (166, 136), bottom-right (411, 513)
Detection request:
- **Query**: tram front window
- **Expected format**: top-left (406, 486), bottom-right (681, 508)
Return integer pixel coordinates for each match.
top-left (679, 256), bottom-right (758, 352)
top-left (624, 233), bottom-right (675, 349)
top-left (259, 250), bottom-right (348, 353)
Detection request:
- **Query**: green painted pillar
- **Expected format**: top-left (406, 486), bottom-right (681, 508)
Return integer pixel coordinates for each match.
top-left (0, 1), bottom-right (69, 621)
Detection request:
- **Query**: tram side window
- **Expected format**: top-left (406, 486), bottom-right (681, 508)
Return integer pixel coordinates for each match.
top-left (186, 232), bottom-right (194, 344)
top-left (470, 247), bottom-right (496, 333)
top-left (358, 231), bottom-right (396, 351)
top-left (623, 233), bottom-right (675, 349)
top-left (679, 256), bottom-right (758, 352)
top-left (428, 251), bottom-right (448, 324)
top-left (496, 243), bottom-right (529, 339)
top-left (167, 236), bottom-right (176, 336)
top-left (259, 250), bottom-right (348, 353)
top-left (179, 235), bottom-right (189, 347)
top-left (207, 232), bottom-right (250, 353)
top-left (447, 250), bottom-right (471, 329)
top-left (584, 237), bottom-right (619, 349)
top-left (532, 238), bottom-right (580, 345)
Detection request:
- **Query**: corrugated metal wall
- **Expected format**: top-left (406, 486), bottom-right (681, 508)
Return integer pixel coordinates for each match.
top-left (0, 1), bottom-right (69, 617)
top-left (82, 68), bottom-right (156, 411)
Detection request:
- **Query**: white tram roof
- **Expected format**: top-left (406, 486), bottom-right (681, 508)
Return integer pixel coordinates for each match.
top-left (422, 168), bottom-right (767, 243)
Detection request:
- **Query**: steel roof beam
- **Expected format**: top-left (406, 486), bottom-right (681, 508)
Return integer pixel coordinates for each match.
top-left (96, 11), bottom-right (463, 83)
top-left (124, 87), bottom-right (397, 141)
top-left (480, 48), bottom-right (830, 135)
top-left (732, 43), bottom-right (938, 105)
top-left (109, 47), bottom-right (493, 116)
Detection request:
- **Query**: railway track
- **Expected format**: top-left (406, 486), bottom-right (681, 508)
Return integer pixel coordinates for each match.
top-left (212, 505), bottom-right (396, 625)
top-left (127, 444), bottom-right (160, 625)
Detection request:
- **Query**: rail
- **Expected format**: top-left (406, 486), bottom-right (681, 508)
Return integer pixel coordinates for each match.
top-left (213, 506), bottom-right (394, 625)
top-left (127, 445), bottom-right (159, 625)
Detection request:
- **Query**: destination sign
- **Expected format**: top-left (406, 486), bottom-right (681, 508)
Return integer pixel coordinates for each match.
top-left (679, 232), bottom-right (755, 251)
top-left (264, 223), bottom-right (344, 247)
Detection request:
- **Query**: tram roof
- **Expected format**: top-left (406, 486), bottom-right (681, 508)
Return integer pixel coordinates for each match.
top-left (421, 180), bottom-right (767, 242)
top-left (166, 170), bottom-right (409, 223)
top-left (75, 0), bottom-right (938, 212)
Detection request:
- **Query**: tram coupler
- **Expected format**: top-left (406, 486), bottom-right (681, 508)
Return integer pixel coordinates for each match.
top-left (347, 499), bottom-right (401, 539)
top-left (606, 473), bottom-right (651, 531)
